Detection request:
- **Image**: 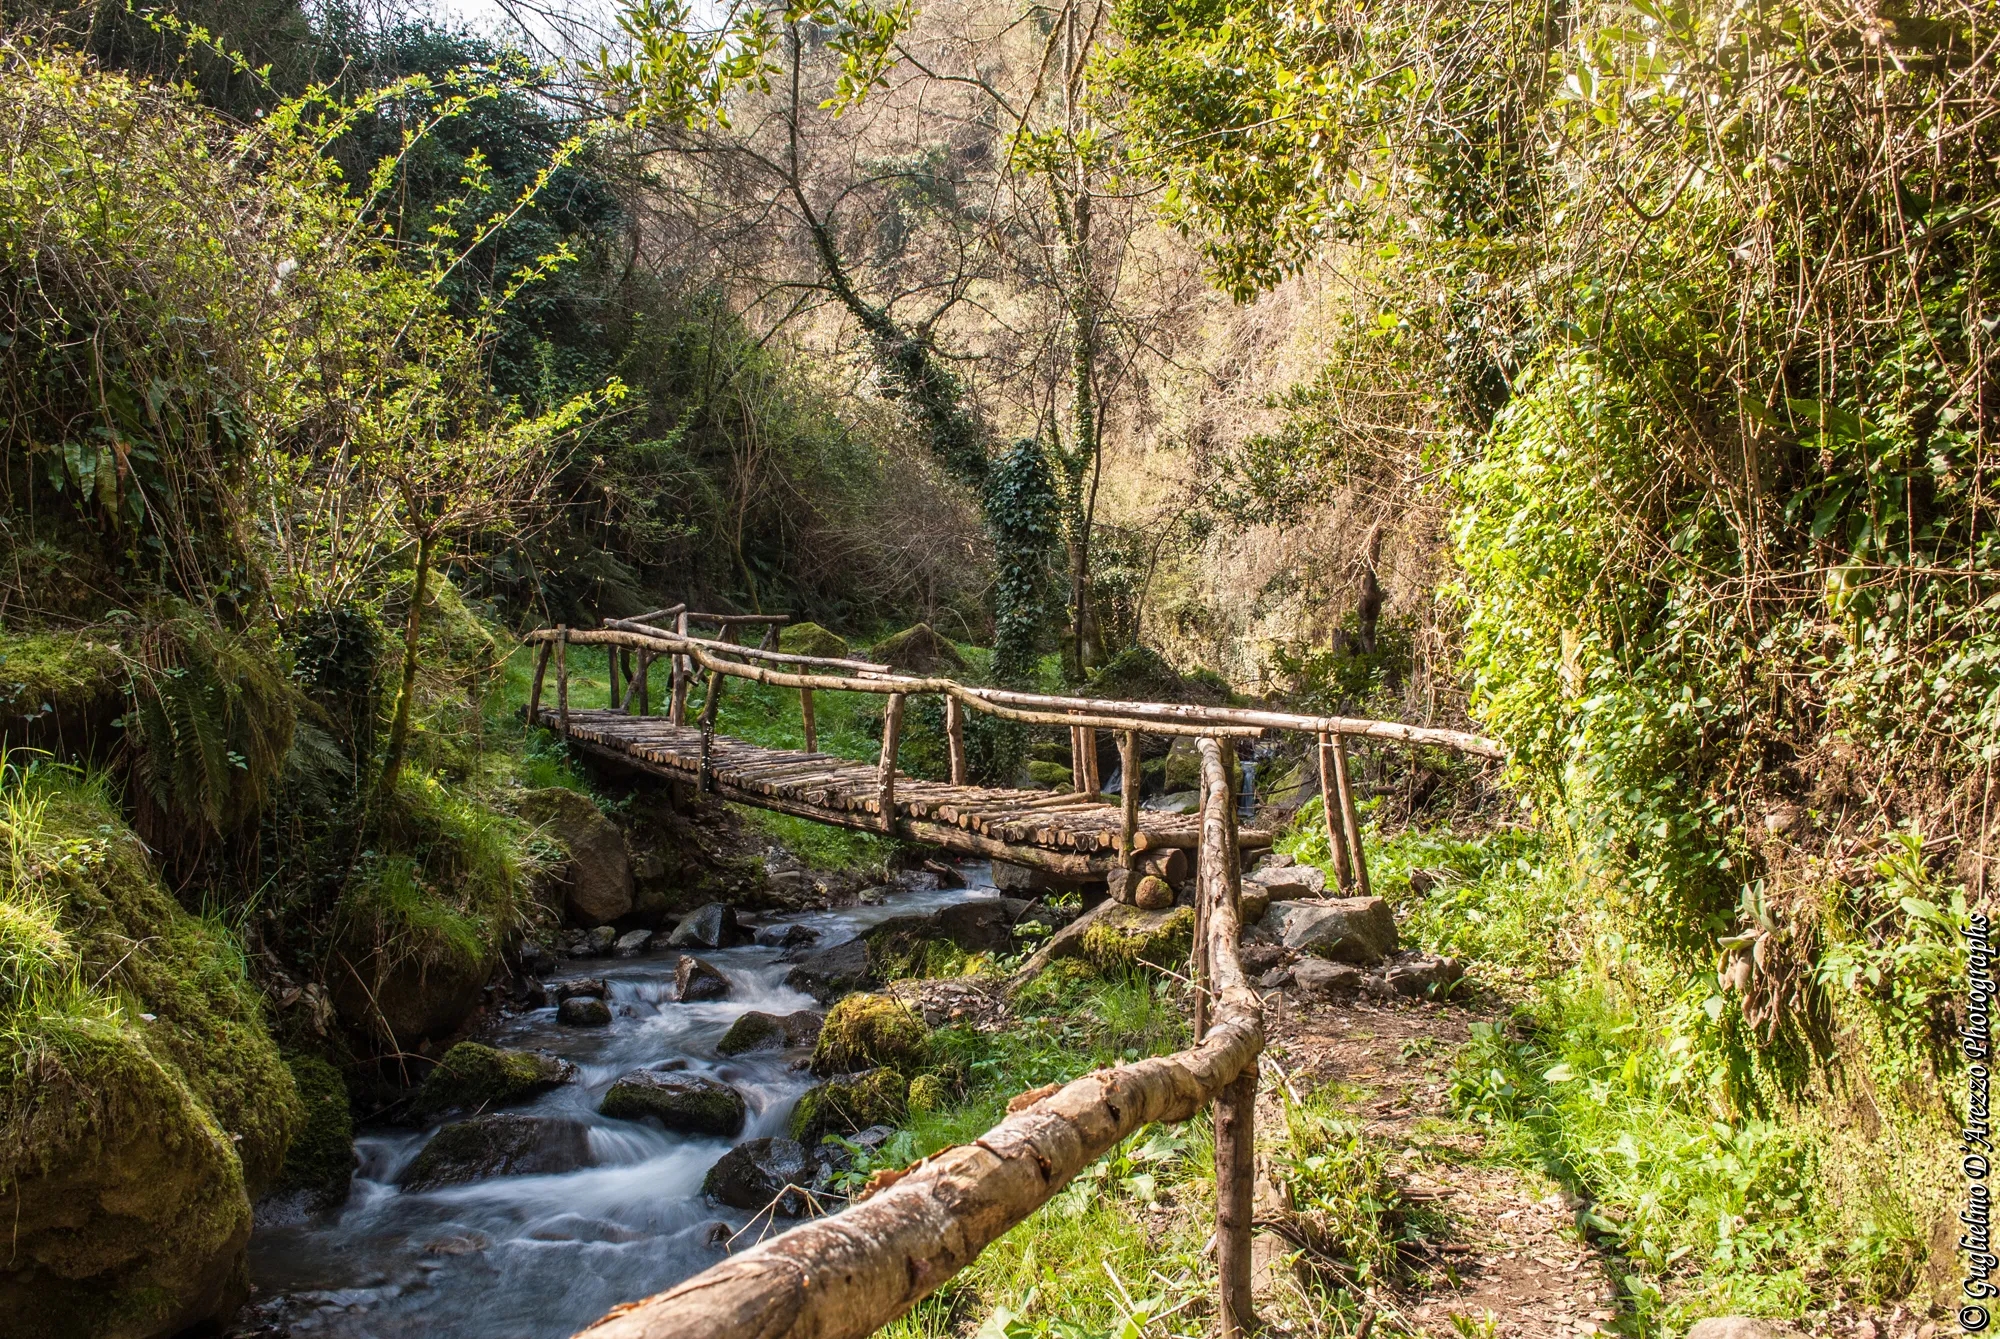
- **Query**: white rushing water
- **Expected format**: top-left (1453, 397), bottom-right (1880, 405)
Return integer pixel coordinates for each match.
top-left (248, 869), bottom-right (999, 1339)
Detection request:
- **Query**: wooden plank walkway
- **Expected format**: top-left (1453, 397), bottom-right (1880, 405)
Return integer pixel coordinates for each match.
top-left (540, 708), bottom-right (1274, 877)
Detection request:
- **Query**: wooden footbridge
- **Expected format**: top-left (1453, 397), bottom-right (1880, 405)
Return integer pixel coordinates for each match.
top-left (525, 607), bottom-right (1498, 883)
top-left (523, 608), bottom-right (1501, 1339)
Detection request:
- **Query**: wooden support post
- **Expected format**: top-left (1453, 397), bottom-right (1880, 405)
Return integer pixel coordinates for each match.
top-left (878, 692), bottom-right (905, 825)
top-left (1317, 731), bottom-right (1355, 893)
top-left (1080, 727), bottom-right (1100, 795)
top-left (800, 687), bottom-right (817, 753)
top-left (528, 640), bottom-right (552, 725)
top-left (1070, 725), bottom-right (1087, 794)
top-left (698, 669), bottom-right (724, 792)
top-left (669, 611), bottom-right (690, 725)
top-left (1197, 734), bottom-right (1256, 1339)
top-left (760, 623), bottom-right (779, 650)
top-left (555, 626), bottom-right (569, 736)
top-left (630, 652), bottom-right (649, 716)
top-left (1331, 733), bottom-right (1372, 898)
top-left (1119, 730), bottom-right (1140, 870)
top-left (608, 644), bottom-right (624, 710)
top-left (945, 696), bottom-right (967, 785)
top-left (1216, 1067), bottom-right (1258, 1338)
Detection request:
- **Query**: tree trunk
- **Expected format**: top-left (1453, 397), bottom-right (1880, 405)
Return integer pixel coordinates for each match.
top-left (380, 529), bottom-right (435, 792)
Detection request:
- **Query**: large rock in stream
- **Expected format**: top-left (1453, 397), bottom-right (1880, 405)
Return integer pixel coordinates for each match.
top-left (398, 1115), bottom-right (595, 1191)
top-left (716, 1009), bottom-right (824, 1055)
top-left (412, 1043), bottom-right (576, 1120)
top-left (600, 1070), bottom-right (747, 1136)
top-left (667, 902), bottom-right (752, 950)
top-left (703, 1138), bottom-right (820, 1215)
top-left (675, 954), bottom-right (732, 1002)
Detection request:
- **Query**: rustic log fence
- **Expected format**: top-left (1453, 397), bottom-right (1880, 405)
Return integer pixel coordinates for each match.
top-left (518, 611), bottom-right (1501, 1338)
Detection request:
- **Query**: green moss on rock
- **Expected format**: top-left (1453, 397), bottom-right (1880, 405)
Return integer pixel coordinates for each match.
top-left (907, 1072), bottom-right (948, 1114)
top-left (270, 1054), bottom-right (354, 1211)
top-left (0, 769), bottom-right (304, 1338)
top-left (869, 624), bottom-right (966, 673)
top-left (0, 629), bottom-right (124, 718)
top-left (413, 1043), bottom-right (575, 1120)
top-left (778, 623), bottom-right (850, 660)
top-left (1080, 905), bottom-right (1196, 975)
top-left (599, 1070), bottom-right (746, 1135)
top-left (1026, 761), bottom-right (1073, 789)
top-left (789, 1068), bottom-right (908, 1145)
top-left (810, 994), bottom-right (929, 1077)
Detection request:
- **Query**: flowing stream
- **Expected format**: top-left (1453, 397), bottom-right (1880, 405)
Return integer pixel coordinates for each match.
top-left (248, 868), bottom-right (1000, 1339)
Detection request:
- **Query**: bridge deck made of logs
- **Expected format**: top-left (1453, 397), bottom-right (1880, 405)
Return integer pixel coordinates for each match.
top-left (541, 708), bottom-right (1274, 877)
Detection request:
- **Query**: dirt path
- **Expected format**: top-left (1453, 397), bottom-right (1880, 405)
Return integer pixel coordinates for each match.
top-left (1254, 988), bottom-right (1631, 1338)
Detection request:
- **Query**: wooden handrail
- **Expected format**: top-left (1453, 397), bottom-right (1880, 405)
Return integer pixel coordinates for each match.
top-left (574, 734), bottom-right (1262, 1339)
top-left (601, 620), bottom-right (893, 674)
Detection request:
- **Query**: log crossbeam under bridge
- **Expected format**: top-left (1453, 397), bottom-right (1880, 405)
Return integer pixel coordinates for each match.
top-left (520, 609), bottom-right (1503, 1339)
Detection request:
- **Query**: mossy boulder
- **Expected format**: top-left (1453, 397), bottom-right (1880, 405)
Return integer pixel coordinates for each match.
top-left (518, 787), bottom-right (634, 927)
top-left (778, 623), bottom-right (850, 660)
top-left (702, 1137), bottom-right (819, 1215)
top-left (869, 623), bottom-right (966, 674)
top-left (1082, 646), bottom-right (1231, 706)
top-left (0, 629), bottom-right (125, 752)
top-left (268, 1054), bottom-right (355, 1212)
top-left (1026, 761), bottom-right (1072, 789)
top-left (716, 1010), bottom-right (824, 1056)
top-left (412, 1043), bottom-right (575, 1121)
top-left (809, 994), bottom-right (929, 1077)
top-left (1080, 905), bottom-right (1197, 974)
top-left (0, 775), bottom-right (304, 1339)
top-left (600, 1069), bottom-right (747, 1136)
top-left (397, 1114), bottom-right (594, 1191)
top-left (789, 1069), bottom-right (908, 1145)
top-left (907, 1073), bottom-right (948, 1114)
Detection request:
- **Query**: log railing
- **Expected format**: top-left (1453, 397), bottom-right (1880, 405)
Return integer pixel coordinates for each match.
top-left (524, 619), bottom-right (1498, 886)
top-left (523, 617), bottom-right (1501, 1338)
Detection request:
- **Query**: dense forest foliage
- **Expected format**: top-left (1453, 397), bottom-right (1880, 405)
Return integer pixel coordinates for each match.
top-left (0, 0), bottom-right (1989, 1332)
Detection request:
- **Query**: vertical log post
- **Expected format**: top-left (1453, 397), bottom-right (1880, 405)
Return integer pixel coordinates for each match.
top-left (608, 644), bottom-right (624, 710)
top-left (1331, 734), bottom-right (1372, 898)
top-left (945, 696), bottom-right (967, 785)
top-left (555, 626), bottom-right (569, 736)
top-left (878, 693), bottom-right (905, 827)
top-left (698, 668), bottom-right (724, 792)
top-left (760, 623), bottom-right (779, 650)
top-left (1197, 736), bottom-right (1256, 1339)
top-left (1119, 729), bottom-right (1140, 870)
top-left (1070, 724), bottom-right (1088, 794)
top-left (528, 640), bottom-right (552, 726)
top-left (1080, 727), bottom-right (1101, 795)
top-left (1317, 731), bottom-right (1356, 893)
top-left (800, 688), bottom-right (817, 753)
top-left (630, 652), bottom-right (649, 716)
top-left (669, 611), bottom-right (690, 725)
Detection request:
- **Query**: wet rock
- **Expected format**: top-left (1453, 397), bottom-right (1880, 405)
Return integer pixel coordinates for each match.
top-left (1142, 791), bottom-right (1199, 815)
top-left (519, 788), bottom-right (635, 926)
top-left (675, 954), bottom-right (732, 1002)
top-left (716, 1009), bottom-right (824, 1055)
top-left (932, 899), bottom-right (1018, 954)
top-left (519, 943), bottom-right (560, 977)
top-left (513, 978), bottom-right (549, 1009)
top-left (789, 1069), bottom-right (908, 1145)
top-left (922, 859), bottom-right (966, 888)
top-left (1292, 959), bottom-right (1365, 995)
top-left (584, 925), bottom-right (618, 956)
top-left (600, 1070), bottom-right (747, 1136)
top-left (1383, 953), bottom-right (1464, 998)
top-left (810, 994), bottom-right (929, 1076)
top-left (1263, 896), bottom-right (1398, 964)
top-left (614, 929), bottom-right (655, 957)
top-left (755, 923), bottom-right (818, 949)
top-left (557, 996), bottom-right (612, 1027)
top-left (667, 902), bottom-right (752, 950)
top-left (556, 977), bottom-right (608, 1001)
top-left (398, 1115), bottom-right (594, 1191)
top-left (413, 1043), bottom-right (576, 1120)
top-left (703, 1138), bottom-right (820, 1215)
top-left (783, 937), bottom-right (872, 1003)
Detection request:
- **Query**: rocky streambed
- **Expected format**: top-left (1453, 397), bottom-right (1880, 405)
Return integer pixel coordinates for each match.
top-left (243, 872), bottom-right (1006, 1339)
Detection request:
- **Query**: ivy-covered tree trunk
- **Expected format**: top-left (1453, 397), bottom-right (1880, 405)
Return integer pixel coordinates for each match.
top-left (379, 528), bottom-right (435, 792)
top-left (987, 438), bottom-right (1062, 686)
